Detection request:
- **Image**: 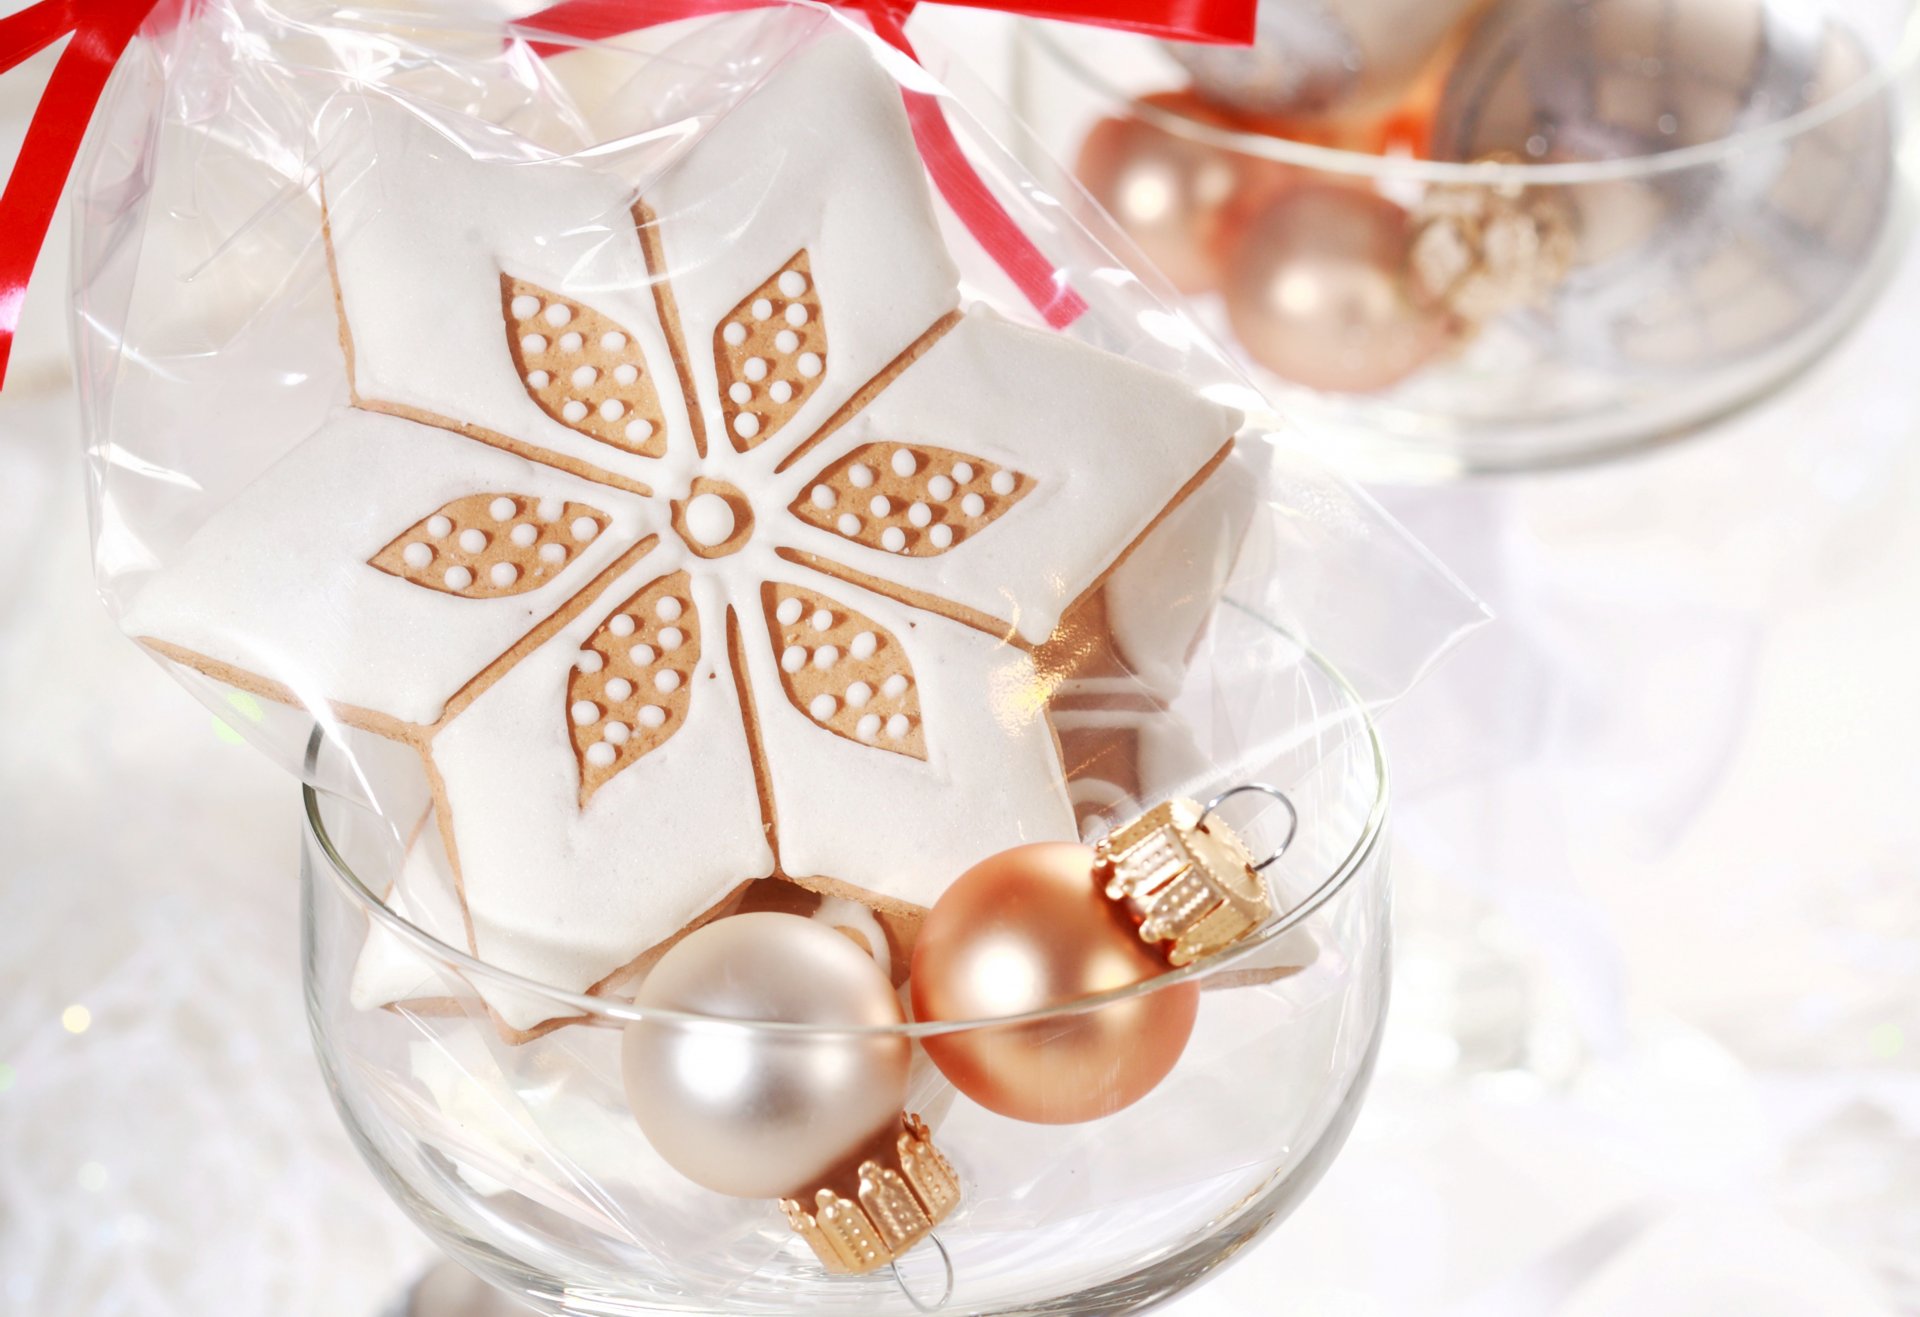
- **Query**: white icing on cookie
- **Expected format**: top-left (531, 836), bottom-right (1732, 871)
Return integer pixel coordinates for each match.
top-left (683, 493), bottom-right (735, 547)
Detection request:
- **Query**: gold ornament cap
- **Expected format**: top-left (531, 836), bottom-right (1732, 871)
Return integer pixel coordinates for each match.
top-left (780, 1113), bottom-right (960, 1275)
top-left (1093, 786), bottom-right (1294, 967)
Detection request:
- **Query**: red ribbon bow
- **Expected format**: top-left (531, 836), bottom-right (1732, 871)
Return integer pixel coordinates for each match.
top-left (0, 0), bottom-right (1251, 390)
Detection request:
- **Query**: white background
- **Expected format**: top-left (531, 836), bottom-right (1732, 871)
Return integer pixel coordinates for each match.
top-left (3, 11), bottom-right (1918, 1315)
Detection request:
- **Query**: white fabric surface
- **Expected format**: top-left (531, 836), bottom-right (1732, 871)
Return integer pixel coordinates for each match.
top-left (5, 11), bottom-right (1919, 1314)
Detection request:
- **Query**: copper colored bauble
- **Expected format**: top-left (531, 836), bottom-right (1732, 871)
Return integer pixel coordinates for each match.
top-left (1075, 92), bottom-right (1291, 294)
top-left (909, 842), bottom-right (1199, 1124)
top-left (1223, 184), bottom-right (1453, 393)
top-left (621, 913), bottom-right (910, 1199)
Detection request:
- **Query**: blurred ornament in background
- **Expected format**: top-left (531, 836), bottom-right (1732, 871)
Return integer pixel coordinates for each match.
top-left (1409, 156), bottom-right (1578, 321)
top-left (1224, 184), bottom-right (1456, 393)
top-left (1166, 0), bottom-right (1485, 124)
top-left (1431, 0), bottom-right (1895, 370)
top-left (1076, 91), bottom-right (1293, 292)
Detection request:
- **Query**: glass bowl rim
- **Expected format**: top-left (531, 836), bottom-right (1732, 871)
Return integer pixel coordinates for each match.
top-left (302, 632), bottom-right (1390, 1039)
top-left (1023, 11), bottom-right (1920, 187)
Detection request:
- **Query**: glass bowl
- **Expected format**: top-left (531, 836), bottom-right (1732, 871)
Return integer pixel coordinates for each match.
top-left (1011, 0), bottom-right (1918, 476)
top-left (299, 622), bottom-right (1391, 1316)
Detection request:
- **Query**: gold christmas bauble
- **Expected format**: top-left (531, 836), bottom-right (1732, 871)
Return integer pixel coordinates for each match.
top-left (910, 842), bottom-right (1199, 1125)
top-left (1223, 184), bottom-right (1453, 393)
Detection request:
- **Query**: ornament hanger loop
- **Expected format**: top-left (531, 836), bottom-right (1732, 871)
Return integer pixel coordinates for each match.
top-left (1198, 782), bottom-right (1298, 871)
top-left (889, 1231), bottom-right (955, 1312)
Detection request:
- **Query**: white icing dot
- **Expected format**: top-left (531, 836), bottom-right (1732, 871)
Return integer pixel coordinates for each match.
top-left (489, 497), bottom-right (516, 522)
top-left (510, 294), bottom-right (540, 319)
top-left (962, 492), bottom-right (986, 517)
top-left (846, 680), bottom-right (872, 707)
top-left (723, 322), bottom-right (748, 346)
top-left (605, 677), bottom-right (634, 701)
top-left (882, 673), bottom-right (910, 698)
top-left (930, 524), bottom-right (954, 549)
top-left (601, 331), bottom-right (627, 351)
top-left (627, 644), bottom-right (655, 667)
top-left (521, 333), bottom-right (547, 354)
top-left (850, 632), bottom-right (878, 660)
top-left (656, 597), bottom-right (683, 622)
top-left (638, 705), bottom-right (667, 728)
top-left (744, 357), bottom-right (768, 382)
top-left (776, 598), bottom-right (804, 626)
top-left (907, 502), bottom-right (932, 528)
top-left (562, 400), bottom-right (589, 423)
top-left (402, 542), bottom-right (432, 568)
top-left (600, 398), bottom-right (625, 422)
top-left (733, 413), bottom-right (761, 440)
top-left (991, 470), bottom-right (1017, 495)
top-left (881, 526), bottom-right (906, 552)
top-left (655, 669), bottom-right (681, 694)
top-left (813, 645), bottom-right (840, 670)
top-left (797, 352), bottom-right (823, 378)
top-left (848, 463), bottom-right (874, 489)
top-left (570, 699), bottom-right (600, 726)
top-left (540, 543), bottom-right (567, 565)
top-left (575, 650), bottom-right (603, 673)
top-left (586, 742), bottom-right (617, 767)
top-left (625, 419), bottom-right (654, 444)
top-left (928, 475), bottom-right (955, 500)
top-left (425, 515), bottom-right (453, 538)
top-left (572, 365), bottom-right (598, 389)
top-left (657, 627), bottom-right (684, 651)
top-left (614, 363), bottom-right (639, 386)
top-left (489, 562), bottom-right (518, 588)
top-left (774, 329), bottom-right (800, 354)
top-left (559, 331), bottom-right (583, 353)
top-left (458, 528), bottom-right (487, 553)
top-left (810, 484), bottom-right (836, 511)
top-left (809, 693), bottom-right (837, 721)
top-left (609, 614), bottom-right (636, 637)
top-left (728, 381), bottom-right (752, 405)
top-left (886, 713), bottom-right (910, 740)
top-left (891, 449), bottom-right (917, 478)
top-left (856, 713), bottom-right (882, 740)
top-left (811, 608), bottom-right (833, 632)
top-left (953, 462), bottom-right (975, 483)
top-left (752, 298), bottom-right (774, 321)
top-left (572, 517), bottom-right (599, 542)
top-left (769, 381), bottom-right (794, 404)
top-left (526, 369), bottom-right (551, 388)
top-left (536, 498), bottom-right (563, 522)
top-left (837, 513), bottom-right (861, 536)
top-left (603, 721), bottom-right (630, 745)
top-left (779, 270), bottom-right (808, 298)
top-left (510, 523), bottom-right (538, 548)
top-left (785, 303), bottom-right (809, 327)
top-left (781, 645), bottom-right (807, 673)
top-left (544, 302), bottom-right (572, 328)
top-left (684, 493), bottom-right (735, 547)
top-left (869, 495), bottom-right (892, 518)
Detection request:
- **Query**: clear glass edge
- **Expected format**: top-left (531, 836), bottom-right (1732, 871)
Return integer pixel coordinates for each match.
top-left (302, 628), bottom-right (1391, 1039)
top-left (1023, 12), bottom-right (1920, 187)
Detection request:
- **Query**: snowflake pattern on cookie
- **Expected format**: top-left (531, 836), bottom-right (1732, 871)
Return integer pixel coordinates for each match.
top-left (125, 30), bottom-right (1240, 1032)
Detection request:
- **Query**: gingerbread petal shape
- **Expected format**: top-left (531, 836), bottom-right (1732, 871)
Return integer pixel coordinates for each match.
top-left (371, 493), bottom-right (611, 598)
top-left (505, 277), bottom-right (669, 460)
top-left (788, 443), bottom-right (1032, 558)
top-left (761, 582), bottom-right (924, 760)
top-left (714, 252), bottom-right (828, 453)
top-left (568, 570), bottom-right (702, 803)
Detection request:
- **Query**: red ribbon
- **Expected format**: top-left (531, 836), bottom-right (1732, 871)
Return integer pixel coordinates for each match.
top-left (0, 0), bottom-right (1251, 390)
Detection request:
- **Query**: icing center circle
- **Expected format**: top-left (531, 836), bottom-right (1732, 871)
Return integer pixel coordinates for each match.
top-left (685, 493), bottom-right (736, 547)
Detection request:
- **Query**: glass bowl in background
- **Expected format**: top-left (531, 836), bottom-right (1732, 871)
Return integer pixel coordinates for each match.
top-left (300, 619), bottom-right (1389, 1316)
top-left (1012, 0), bottom-right (1918, 476)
